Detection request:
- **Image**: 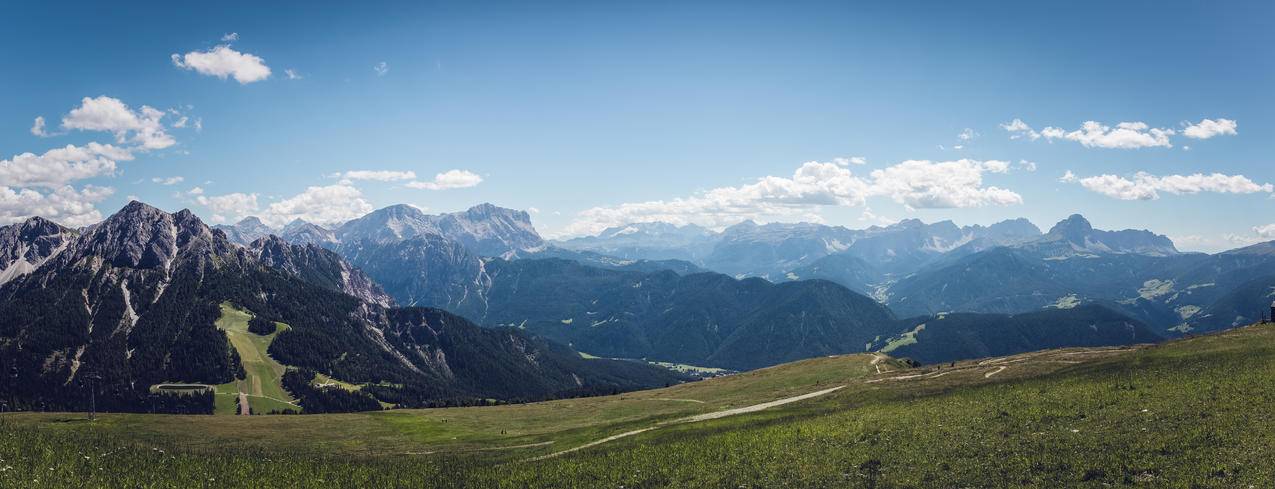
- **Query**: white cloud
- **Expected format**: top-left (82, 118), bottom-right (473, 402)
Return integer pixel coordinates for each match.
top-left (1254, 224), bottom-right (1275, 239)
top-left (1066, 171), bottom-right (1273, 200)
top-left (1046, 121), bottom-right (1174, 149)
top-left (0, 143), bottom-right (131, 188)
top-left (958, 128), bottom-right (978, 141)
top-left (172, 44), bottom-right (271, 84)
top-left (262, 184), bottom-right (374, 227)
top-left (405, 170), bottom-right (483, 190)
top-left (0, 185), bottom-right (114, 227)
top-left (560, 158), bottom-right (1021, 236)
top-left (61, 96), bottom-right (176, 150)
top-left (869, 159), bottom-right (1021, 209)
top-left (1004, 118), bottom-right (1216, 149)
top-left (1182, 118), bottom-right (1237, 139)
top-left (30, 116), bottom-right (50, 137)
top-left (335, 170), bottom-right (417, 184)
top-left (284, 68), bottom-right (303, 80)
top-left (1000, 118), bottom-right (1040, 140)
top-left (527, 207), bottom-right (541, 214)
top-left (221, 32), bottom-right (239, 42)
top-left (374, 62), bottom-right (389, 76)
top-left (1017, 160), bottom-right (1038, 172)
top-left (194, 192), bottom-right (259, 224)
top-left (151, 176), bottom-right (184, 186)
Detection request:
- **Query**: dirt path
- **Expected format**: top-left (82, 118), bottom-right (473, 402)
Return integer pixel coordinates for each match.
top-left (237, 392), bottom-right (250, 415)
top-left (646, 398), bottom-right (706, 404)
top-left (531, 385), bottom-right (845, 461)
top-left (984, 366), bottom-right (1007, 378)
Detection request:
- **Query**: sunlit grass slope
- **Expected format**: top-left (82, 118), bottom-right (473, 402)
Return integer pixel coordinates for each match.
top-left (212, 303), bottom-right (298, 415)
top-left (4, 323), bottom-right (1274, 487)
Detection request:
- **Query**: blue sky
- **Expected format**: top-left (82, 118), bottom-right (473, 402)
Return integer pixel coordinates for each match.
top-left (1, 0), bottom-right (1272, 251)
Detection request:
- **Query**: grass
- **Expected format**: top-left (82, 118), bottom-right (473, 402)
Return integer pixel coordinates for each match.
top-left (4, 323), bottom-right (1275, 487)
top-left (211, 303), bottom-right (298, 414)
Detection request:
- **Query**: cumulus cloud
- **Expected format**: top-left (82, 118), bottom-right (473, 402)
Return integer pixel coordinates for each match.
top-left (30, 116), bottom-right (50, 137)
top-left (284, 68), bottom-right (303, 80)
top-left (1005, 117), bottom-right (1236, 149)
top-left (334, 170), bottom-right (417, 184)
top-left (1065, 171), bottom-right (1273, 200)
top-left (1000, 118), bottom-right (1040, 141)
top-left (0, 185), bottom-right (114, 227)
top-left (869, 159), bottom-right (1021, 209)
top-left (374, 61), bottom-right (389, 76)
top-left (1047, 121), bottom-right (1174, 149)
top-left (1254, 224), bottom-right (1275, 239)
top-left (172, 44), bottom-right (271, 84)
top-left (0, 143), bottom-right (131, 188)
top-left (151, 176), bottom-right (184, 186)
top-left (1182, 118), bottom-right (1237, 139)
top-left (560, 158), bottom-right (1021, 236)
top-left (405, 170), bottom-right (484, 190)
top-left (194, 192), bottom-right (259, 223)
top-left (61, 96), bottom-right (176, 150)
top-left (833, 156), bottom-right (867, 166)
top-left (221, 32), bottom-right (239, 42)
top-left (263, 184), bottom-right (374, 227)
top-left (187, 184), bottom-right (374, 226)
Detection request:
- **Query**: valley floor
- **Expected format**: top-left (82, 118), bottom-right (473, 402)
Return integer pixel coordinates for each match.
top-left (4, 324), bottom-right (1275, 487)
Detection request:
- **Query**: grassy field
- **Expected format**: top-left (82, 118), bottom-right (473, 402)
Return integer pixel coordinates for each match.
top-left (211, 303), bottom-right (298, 415)
top-left (4, 323), bottom-right (1275, 487)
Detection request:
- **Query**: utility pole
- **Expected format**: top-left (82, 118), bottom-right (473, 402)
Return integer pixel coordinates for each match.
top-left (86, 371), bottom-right (101, 422)
top-left (7, 343), bottom-right (19, 413)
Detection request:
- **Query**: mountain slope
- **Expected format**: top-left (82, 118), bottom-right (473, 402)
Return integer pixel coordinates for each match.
top-left (245, 235), bottom-right (393, 307)
top-left (0, 216), bottom-right (76, 286)
top-left (873, 304), bottom-right (1161, 364)
top-left (446, 258), bottom-right (899, 370)
top-left (0, 202), bottom-right (677, 413)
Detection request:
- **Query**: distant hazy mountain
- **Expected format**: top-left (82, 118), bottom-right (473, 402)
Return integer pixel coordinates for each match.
top-left (528, 246), bottom-right (706, 275)
top-left (881, 215), bottom-right (1275, 335)
top-left (557, 222), bottom-right (718, 262)
top-left (1020, 214), bottom-right (1178, 258)
top-left (443, 257), bottom-right (900, 370)
top-left (0, 202), bottom-right (677, 413)
top-left (279, 219), bottom-right (337, 247)
top-left (558, 217), bottom-right (1042, 283)
top-left (333, 203), bottom-right (543, 258)
top-left (214, 216), bottom-right (274, 246)
top-left (873, 305), bottom-right (1161, 364)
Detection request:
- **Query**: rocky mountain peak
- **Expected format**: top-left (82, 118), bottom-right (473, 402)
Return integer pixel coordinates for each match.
top-left (1048, 214), bottom-right (1094, 237)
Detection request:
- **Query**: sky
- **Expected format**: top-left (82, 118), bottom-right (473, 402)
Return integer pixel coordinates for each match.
top-left (1, 0), bottom-right (1273, 251)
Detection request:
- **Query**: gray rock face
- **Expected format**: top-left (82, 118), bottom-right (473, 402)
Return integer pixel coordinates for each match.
top-left (338, 233), bottom-right (490, 309)
top-left (334, 203), bottom-right (543, 257)
top-left (1025, 214), bottom-right (1178, 257)
top-left (247, 235), bottom-right (393, 307)
top-left (279, 219), bottom-right (338, 247)
top-left (0, 216), bottom-right (76, 286)
top-left (432, 203), bottom-right (544, 258)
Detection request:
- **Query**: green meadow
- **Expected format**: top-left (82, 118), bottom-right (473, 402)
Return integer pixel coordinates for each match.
top-left (4, 323), bottom-right (1274, 487)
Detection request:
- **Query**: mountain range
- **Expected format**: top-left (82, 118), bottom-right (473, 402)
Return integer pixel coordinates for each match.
top-left (9, 199), bottom-right (1275, 414)
top-left (0, 202), bottom-right (677, 413)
